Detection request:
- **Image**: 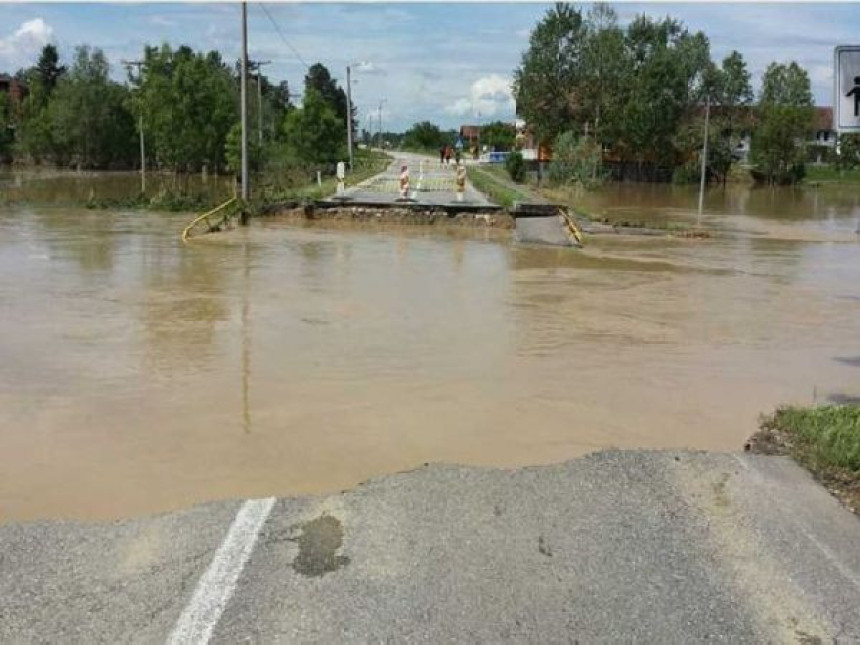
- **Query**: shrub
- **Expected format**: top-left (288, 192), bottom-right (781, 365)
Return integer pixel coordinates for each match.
top-left (506, 150), bottom-right (525, 183)
top-left (547, 131), bottom-right (603, 188)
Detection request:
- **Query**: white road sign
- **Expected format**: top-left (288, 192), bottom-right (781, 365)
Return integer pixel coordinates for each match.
top-left (835, 45), bottom-right (860, 132)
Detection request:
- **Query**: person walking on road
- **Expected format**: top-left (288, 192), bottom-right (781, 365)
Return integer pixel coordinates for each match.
top-left (439, 145), bottom-right (446, 165)
top-left (444, 145), bottom-right (452, 166)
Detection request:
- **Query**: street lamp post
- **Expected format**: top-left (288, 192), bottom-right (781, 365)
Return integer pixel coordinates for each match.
top-left (250, 60), bottom-right (271, 149)
top-left (377, 99), bottom-right (386, 151)
top-left (346, 65), bottom-right (354, 169)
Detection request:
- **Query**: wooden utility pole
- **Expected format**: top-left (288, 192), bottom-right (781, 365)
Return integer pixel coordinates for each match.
top-left (122, 59), bottom-right (146, 194)
top-left (240, 1), bottom-right (249, 201)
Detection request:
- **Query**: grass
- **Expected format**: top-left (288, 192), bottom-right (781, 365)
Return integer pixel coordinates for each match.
top-left (250, 151), bottom-right (391, 206)
top-left (750, 405), bottom-right (860, 513)
top-left (466, 165), bottom-right (531, 209)
top-left (804, 165), bottom-right (860, 186)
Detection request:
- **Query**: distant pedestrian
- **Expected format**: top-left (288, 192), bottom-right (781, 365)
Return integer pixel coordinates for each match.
top-left (455, 148), bottom-right (462, 164)
top-left (444, 145), bottom-right (452, 166)
top-left (439, 145), bottom-right (446, 165)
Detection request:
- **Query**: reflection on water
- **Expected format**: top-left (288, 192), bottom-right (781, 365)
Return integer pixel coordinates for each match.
top-left (0, 168), bottom-right (232, 204)
top-left (0, 182), bottom-right (858, 522)
top-left (577, 182), bottom-right (860, 240)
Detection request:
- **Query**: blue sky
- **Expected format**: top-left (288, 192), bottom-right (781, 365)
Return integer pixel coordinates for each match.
top-left (0, 3), bottom-right (856, 131)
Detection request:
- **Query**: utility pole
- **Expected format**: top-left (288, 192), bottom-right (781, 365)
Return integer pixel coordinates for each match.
top-left (377, 99), bottom-right (386, 151)
top-left (346, 65), bottom-right (354, 169)
top-left (250, 60), bottom-right (271, 148)
top-left (697, 92), bottom-right (711, 228)
top-left (122, 59), bottom-right (146, 194)
top-left (240, 1), bottom-right (249, 201)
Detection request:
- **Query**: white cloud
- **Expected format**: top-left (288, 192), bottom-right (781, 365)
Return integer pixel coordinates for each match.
top-left (444, 74), bottom-right (515, 118)
top-left (354, 61), bottom-right (385, 76)
top-left (0, 18), bottom-right (54, 69)
top-left (149, 16), bottom-right (176, 28)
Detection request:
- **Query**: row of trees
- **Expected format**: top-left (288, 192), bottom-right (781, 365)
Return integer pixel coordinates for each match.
top-left (400, 120), bottom-right (516, 153)
top-left (1, 44), bottom-right (354, 176)
top-left (513, 3), bottom-right (820, 184)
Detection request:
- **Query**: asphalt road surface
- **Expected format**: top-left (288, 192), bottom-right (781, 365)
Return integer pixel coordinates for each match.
top-left (2, 451), bottom-right (859, 643)
top-left (332, 151), bottom-right (494, 207)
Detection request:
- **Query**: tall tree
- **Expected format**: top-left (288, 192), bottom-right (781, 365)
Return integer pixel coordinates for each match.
top-left (617, 15), bottom-right (711, 166)
top-left (137, 44), bottom-right (238, 172)
top-left (304, 63), bottom-right (351, 137)
top-left (43, 45), bottom-right (136, 168)
top-left (35, 44), bottom-right (66, 95)
top-left (581, 4), bottom-right (626, 145)
top-left (281, 88), bottom-right (345, 165)
top-left (513, 3), bottom-right (588, 145)
top-left (751, 61), bottom-right (814, 184)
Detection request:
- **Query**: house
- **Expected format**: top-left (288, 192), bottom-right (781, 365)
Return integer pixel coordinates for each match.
top-left (0, 74), bottom-right (28, 106)
top-left (458, 125), bottom-right (480, 148)
top-left (812, 106), bottom-right (836, 148)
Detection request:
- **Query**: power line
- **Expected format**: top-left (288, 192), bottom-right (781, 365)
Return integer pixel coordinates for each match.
top-left (257, 3), bottom-right (309, 71)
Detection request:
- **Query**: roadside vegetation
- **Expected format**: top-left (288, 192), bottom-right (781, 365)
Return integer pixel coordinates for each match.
top-left (0, 44), bottom-right (369, 209)
top-left (466, 165), bottom-right (532, 209)
top-left (749, 405), bottom-right (860, 514)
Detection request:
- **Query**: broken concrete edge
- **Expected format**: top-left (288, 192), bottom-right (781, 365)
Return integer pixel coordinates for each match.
top-left (258, 202), bottom-right (516, 230)
top-left (0, 448), bottom-right (775, 530)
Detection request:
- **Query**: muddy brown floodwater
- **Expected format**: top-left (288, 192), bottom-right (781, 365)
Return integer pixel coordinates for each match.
top-left (1, 180), bottom-right (859, 522)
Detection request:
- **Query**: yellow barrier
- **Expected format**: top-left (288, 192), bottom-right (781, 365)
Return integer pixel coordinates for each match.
top-left (560, 208), bottom-right (584, 246)
top-left (181, 197), bottom-right (238, 243)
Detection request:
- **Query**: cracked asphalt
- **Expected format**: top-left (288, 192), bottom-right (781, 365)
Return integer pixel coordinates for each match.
top-left (1, 451), bottom-right (859, 643)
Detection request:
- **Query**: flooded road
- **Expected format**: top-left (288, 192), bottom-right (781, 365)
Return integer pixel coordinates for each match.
top-left (1, 183), bottom-right (858, 522)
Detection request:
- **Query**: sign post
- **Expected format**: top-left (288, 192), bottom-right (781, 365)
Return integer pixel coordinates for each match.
top-left (834, 46), bottom-right (860, 133)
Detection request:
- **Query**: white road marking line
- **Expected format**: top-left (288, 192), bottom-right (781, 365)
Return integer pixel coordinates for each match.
top-left (166, 497), bottom-right (276, 645)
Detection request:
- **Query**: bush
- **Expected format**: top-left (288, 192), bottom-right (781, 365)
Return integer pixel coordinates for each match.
top-left (506, 150), bottom-right (525, 183)
top-left (547, 131), bottom-right (603, 188)
top-left (806, 144), bottom-right (834, 165)
top-left (836, 133), bottom-right (860, 170)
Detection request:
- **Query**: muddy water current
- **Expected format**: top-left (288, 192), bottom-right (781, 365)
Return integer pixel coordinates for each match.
top-left (1, 181), bottom-right (858, 522)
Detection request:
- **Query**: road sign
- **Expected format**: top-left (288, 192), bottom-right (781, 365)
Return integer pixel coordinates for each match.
top-left (834, 45), bottom-right (860, 133)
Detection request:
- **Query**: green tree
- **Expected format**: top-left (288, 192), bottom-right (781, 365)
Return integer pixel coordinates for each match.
top-left (480, 121), bottom-right (516, 151)
top-left (616, 16), bottom-right (711, 167)
top-left (304, 63), bottom-right (351, 138)
top-left (281, 88), bottom-right (345, 165)
top-left (751, 61), bottom-right (814, 184)
top-left (35, 44), bottom-right (66, 96)
top-left (137, 44), bottom-right (237, 173)
top-left (513, 3), bottom-right (588, 145)
top-left (403, 121), bottom-right (444, 150)
top-left (581, 4), bottom-right (626, 145)
top-left (42, 46), bottom-right (136, 168)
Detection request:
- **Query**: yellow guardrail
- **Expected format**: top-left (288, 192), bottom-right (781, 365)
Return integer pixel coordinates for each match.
top-left (181, 197), bottom-right (238, 243)
top-left (560, 208), bottom-right (584, 246)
